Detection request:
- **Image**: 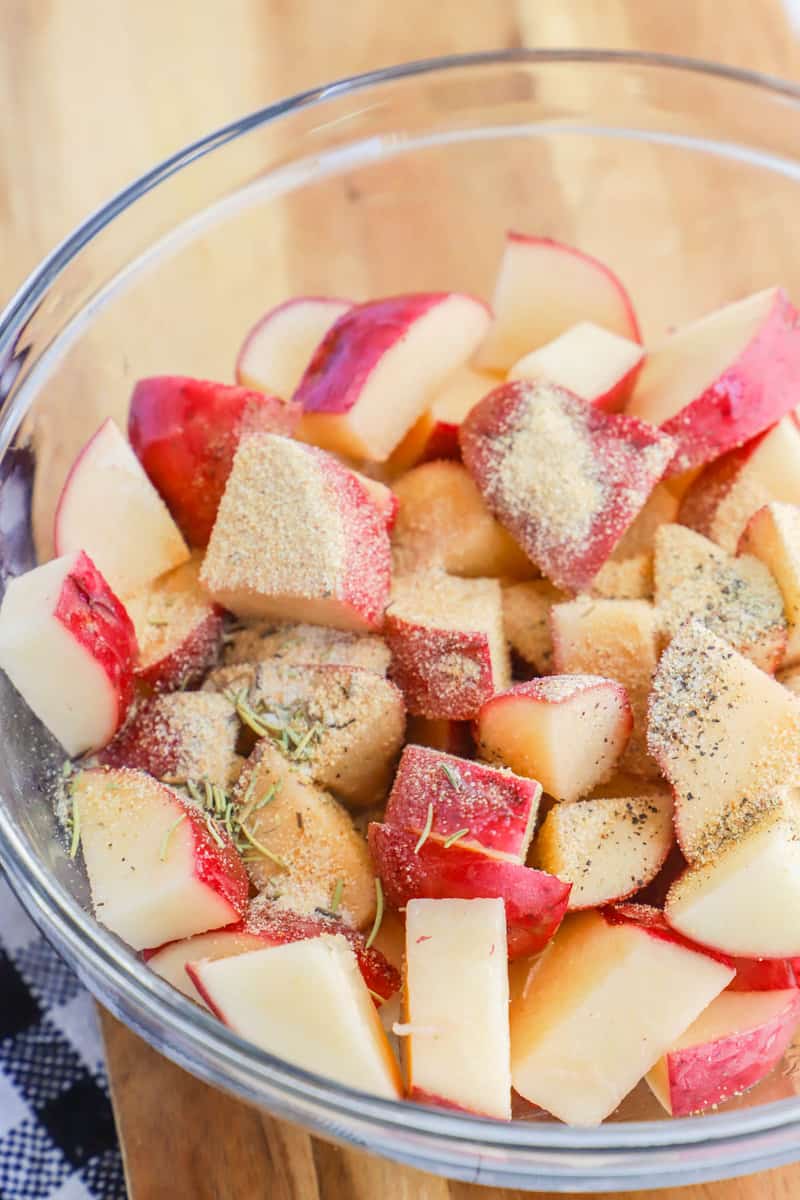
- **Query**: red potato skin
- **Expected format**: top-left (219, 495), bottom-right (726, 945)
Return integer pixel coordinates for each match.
top-left (368, 823), bottom-right (570, 960)
top-left (419, 420), bottom-right (462, 464)
top-left (55, 551), bottom-right (138, 737)
top-left (141, 922), bottom-right (247, 961)
top-left (478, 675), bottom-right (630, 706)
top-left (295, 294), bottom-right (489, 416)
top-left (475, 676), bottom-right (633, 743)
top-left (135, 607), bottom-right (224, 693)
top-left (128, 376), bottom-right (300, 546)
top-left (146, 911), bottom-right (399, 1004)
top-left (506, 233), bottom-right (642, 344)
top-left (677, 429), bottom-right (772, 539)
top-left (603, 903), bottom-right (734, 968)
top-left (410, 1087), bottom-right (499, 1117)
top-left (99, 697), bottom-right (197, 779)
top-left (590, 358), bottom-right (644, 414)
top-left (380, 492), bottom-right (400, 535)
top-left (729, 958), bottom-right (798, 991)
top-left (459, 382), bottom-right (674, 593)
top-left (656, 290), bottom-right (800, 476)
top-left (352, 476), bottom-right (399, 535)
top-left (662, 990), bottom-right (800, 1116)
top-left (384, 618), bottom-right (496, 720)
top-left (78, 765), bottom-right (247, 925)
top-left (384, 744), bottom-right (540, 862)
top-left (243, 906), bottom-right (400, 1002)
top-left (235, 296), bottom-right (353, 389)
top-left (172, 789), bottom-right (249, 920)
top-left (100, 768), bottom-right (250, 916)
top-left (313, 450), bottom-right (392, 631)
top-left (185, 962), bottom-right (229, 1020)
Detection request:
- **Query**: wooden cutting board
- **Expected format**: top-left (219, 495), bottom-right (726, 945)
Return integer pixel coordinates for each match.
top-left (97, 1006), bottom-right (800, 1200)
top-left (5, 0), bottom-right (800, 1196)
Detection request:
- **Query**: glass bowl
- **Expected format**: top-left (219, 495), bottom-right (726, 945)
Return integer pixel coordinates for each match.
top-left (2, 49), bottom-right (800, 1193)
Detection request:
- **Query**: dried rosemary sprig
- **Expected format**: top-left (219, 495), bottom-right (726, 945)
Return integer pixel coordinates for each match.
top-left (229, 691), bottom-right (275, 739)
top-left (443, 827), bottom-right (470, 848)
top-left (439, 761), bottom-right (461, 790)
top-left (237, 773), bottom-right (258, 816)
top-left (212, 783), bottom-right (228, 816)
top-left (186, 779), bottom-right (205, 807)
top-left (330, 877), bottom-right (344, 915)
top-left (238, 780), bottom-right (279, 825)
top-left (205, 815), bottom-right (226, 849)
top-left (183, 768), bottom-right (288, 873)
top-left (224, 801), bottom-right (235, 840)
top-left (414, 803), bottom-right (435, 854)
top-left (159, 813), bottom-right (187, 861)
top-left (238, 822), bottom-right (288, 870)
top-left (253, 785), bottom-right (279, 813)
top-left (365, 878), bottom-right (384, 951)
top-left (291, 721), bottom-right (323, 760)
top-left (226, 689), bottom-right (323, 763)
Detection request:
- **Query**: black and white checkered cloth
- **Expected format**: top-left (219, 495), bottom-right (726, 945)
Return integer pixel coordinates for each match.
top-left (0, 450), bottom-right (125, 1197)
top-left (0, 875), bottom-right (126, 1199)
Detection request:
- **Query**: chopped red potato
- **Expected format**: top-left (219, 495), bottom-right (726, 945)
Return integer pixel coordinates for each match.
top-left (475, 676), bottom-right (632, 803)
top-left (460, 380), bottom-right (675, 593)
top-left (11, 246), bottom-right (800, 1126)
top-left (384, 573), bottom-right (509, 720)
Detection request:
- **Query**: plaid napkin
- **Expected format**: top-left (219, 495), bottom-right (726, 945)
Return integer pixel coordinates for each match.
top-left (0, 875), bottom-right (126, 1199)
top-left (0, 451), bottom-right (126, 1197)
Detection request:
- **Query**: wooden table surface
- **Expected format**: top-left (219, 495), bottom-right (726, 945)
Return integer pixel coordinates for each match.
top-left (5, 1), bottom-right (800, 1196)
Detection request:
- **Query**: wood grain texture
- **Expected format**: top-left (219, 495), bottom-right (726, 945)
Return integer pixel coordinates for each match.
top-left (98, 1003), bottom-right (800, 1200)
top-left (5, 1), bottom-right (800, 1196)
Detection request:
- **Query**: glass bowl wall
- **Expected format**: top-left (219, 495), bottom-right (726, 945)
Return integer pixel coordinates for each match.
top-left (2, 51), bottom-right (800, 1191)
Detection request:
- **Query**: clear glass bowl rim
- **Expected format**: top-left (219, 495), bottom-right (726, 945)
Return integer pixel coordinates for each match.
top-left (2, 46), bottom-right (800, 1164)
